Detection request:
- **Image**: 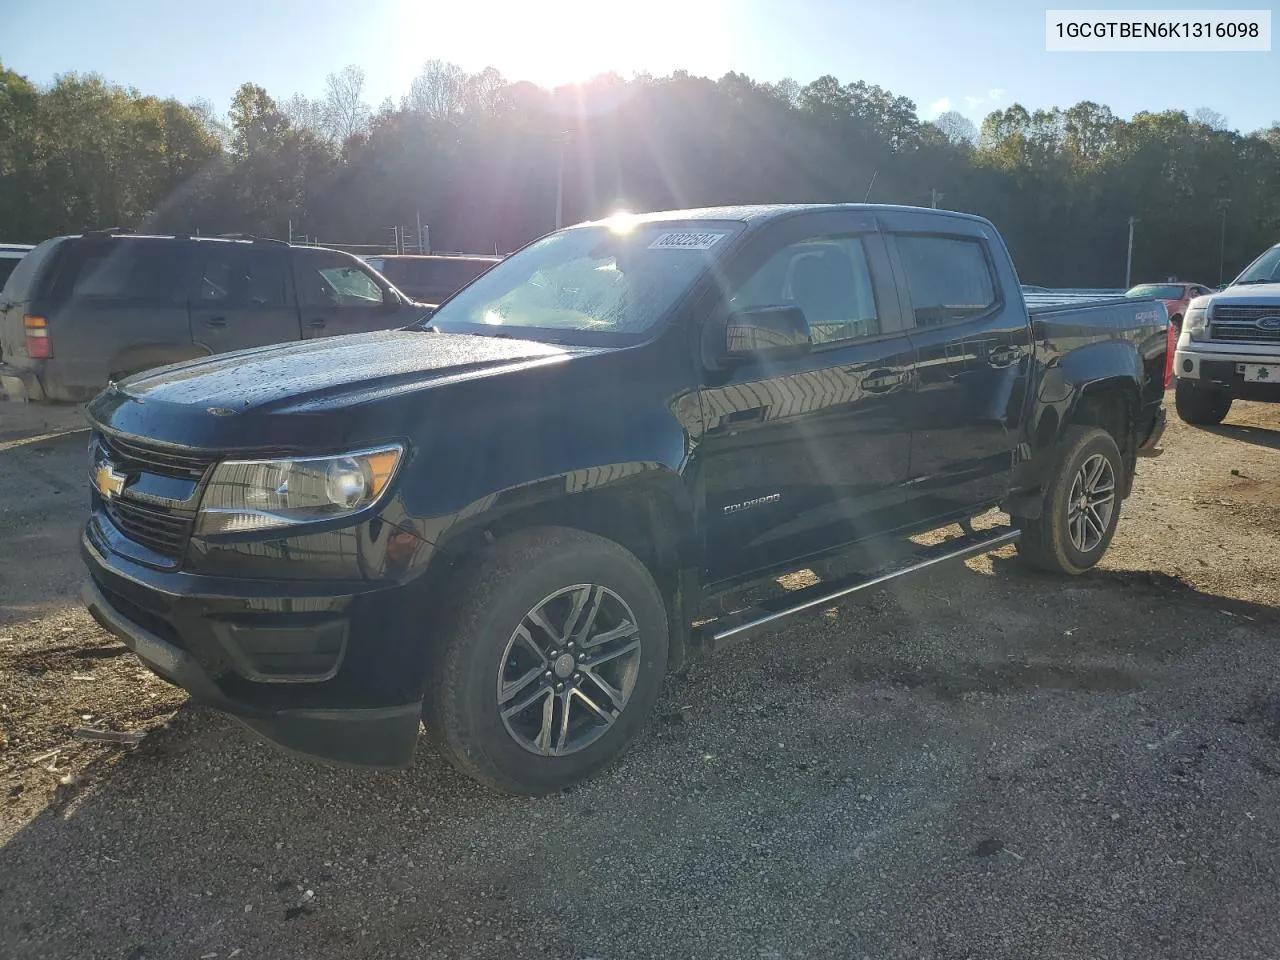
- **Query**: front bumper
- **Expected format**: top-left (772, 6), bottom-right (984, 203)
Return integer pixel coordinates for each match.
top-left (1175, 347), bottom-right (1280, 401)
top-left (81, 531), bottom-right (425, 768)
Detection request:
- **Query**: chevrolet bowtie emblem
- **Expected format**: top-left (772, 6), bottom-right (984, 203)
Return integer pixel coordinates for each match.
top-left (95, 462), bottom-right (128, 499)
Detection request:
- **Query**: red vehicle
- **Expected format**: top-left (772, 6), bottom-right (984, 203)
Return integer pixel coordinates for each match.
top-left (1125, 282), bottom-right (1215, 387)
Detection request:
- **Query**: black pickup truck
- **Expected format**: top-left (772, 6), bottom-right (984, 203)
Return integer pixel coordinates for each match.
top-left (80, 205), bottom-right (1168, 794)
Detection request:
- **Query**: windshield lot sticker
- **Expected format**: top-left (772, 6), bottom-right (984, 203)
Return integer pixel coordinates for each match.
top-left (648, 231), bottom-right (728, 251)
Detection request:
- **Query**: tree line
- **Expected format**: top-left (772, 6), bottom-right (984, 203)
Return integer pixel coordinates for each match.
top-left (2, 59), bottom-right (1277, 287)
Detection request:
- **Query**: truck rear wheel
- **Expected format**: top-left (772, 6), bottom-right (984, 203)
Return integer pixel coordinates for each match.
top-left (1015, 426), bottom-right (1123, 575)
top-left (423, 527), bottom-right (668, 794)
top-left (1174, 379), bottom-right (1232, 425)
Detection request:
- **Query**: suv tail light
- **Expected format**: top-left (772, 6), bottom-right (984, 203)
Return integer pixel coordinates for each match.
top-left (24, 315), bottom-right (50, 358)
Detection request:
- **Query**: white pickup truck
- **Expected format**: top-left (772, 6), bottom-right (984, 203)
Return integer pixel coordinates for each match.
top-left (1173, 241), bottom-right (1280, 424)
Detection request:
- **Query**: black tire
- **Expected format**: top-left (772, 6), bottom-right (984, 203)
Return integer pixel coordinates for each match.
top-left (1015, 426), bottom-right (1123, 575)
top-left (423, 527), bottom-right (668, 794)
top-left (1174, 379), bottom-right (1232, 425)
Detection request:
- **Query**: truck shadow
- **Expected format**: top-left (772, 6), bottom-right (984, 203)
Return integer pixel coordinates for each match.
top-left (1, 556), bottom-right (1277, 958)
top-left (1203, 421), bottom-right (1280, 451)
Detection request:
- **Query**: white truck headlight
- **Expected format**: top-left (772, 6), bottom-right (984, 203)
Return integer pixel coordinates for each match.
top-left (1183, 306), bottom-right (1208, 341)
top-left (196, 444), bottom-right (404, 535)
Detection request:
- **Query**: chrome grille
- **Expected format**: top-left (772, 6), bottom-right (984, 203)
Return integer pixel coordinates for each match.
top-left (102, 498), bottom-right (193, 558)
top-left (92, 430), bottom-right (213, 560)
top-left (96, 430), bottom-right (214, 479)
top-left (1210, 305), bottom-right (1280, 344)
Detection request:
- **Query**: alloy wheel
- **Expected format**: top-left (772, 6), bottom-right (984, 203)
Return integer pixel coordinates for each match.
top-left (1066, 453), bottom-right (1116, 552)
top-left (497, 584), bottom-right (642, 756)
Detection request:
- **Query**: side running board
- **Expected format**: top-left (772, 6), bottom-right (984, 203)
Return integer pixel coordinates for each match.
top-left (700, 526), bottom-right (1021, 651)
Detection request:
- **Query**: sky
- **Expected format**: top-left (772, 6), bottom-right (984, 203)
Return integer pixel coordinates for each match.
top-left (3, 0), bottom-right (1276, 133)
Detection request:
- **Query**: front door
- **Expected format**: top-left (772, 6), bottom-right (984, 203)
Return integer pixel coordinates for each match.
top-left (188, 242), bottom-right (299, 354)
top-left (293, 248), bottom-right (402, 339)
top-left (882, 214), bottom-right (1030, 523)
top-left (697, 213), bottom-right (916, 585)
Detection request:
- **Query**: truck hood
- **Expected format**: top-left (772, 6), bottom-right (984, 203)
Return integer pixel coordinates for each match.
top-left (111, 330), bottom-right (592, 412)
top-left (88, 330), bottom-right (604, 451)
top-left (1209, 282), bottom-right (1280, 305)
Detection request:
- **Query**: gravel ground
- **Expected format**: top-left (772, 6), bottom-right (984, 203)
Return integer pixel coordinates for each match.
top-left (1, 395), bottom-right (1279, 960)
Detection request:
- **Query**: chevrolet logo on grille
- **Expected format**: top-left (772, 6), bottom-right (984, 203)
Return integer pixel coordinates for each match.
top-left (94, 462), bottom-right (128, 499)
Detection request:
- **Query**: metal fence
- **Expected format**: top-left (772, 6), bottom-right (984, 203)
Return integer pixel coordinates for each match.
top-left (286, 222), bottom-right (496, 259)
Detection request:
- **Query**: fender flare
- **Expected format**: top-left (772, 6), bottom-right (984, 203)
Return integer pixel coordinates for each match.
top-left (415, 461), bottom-right (698, 573)
top-left (1010, 342), bottom-right (1144, 517)
top-left (415, 464), bottom-right (699, 670)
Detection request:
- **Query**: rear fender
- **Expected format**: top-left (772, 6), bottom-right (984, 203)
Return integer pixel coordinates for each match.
top-left (1009, 341), bottom-right (1143, 516)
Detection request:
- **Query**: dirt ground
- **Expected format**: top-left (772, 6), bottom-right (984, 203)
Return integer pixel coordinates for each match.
top-left (1, 394), bottom-right (1279, 959)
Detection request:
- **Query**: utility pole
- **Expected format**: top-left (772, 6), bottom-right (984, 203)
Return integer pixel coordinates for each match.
top-left (1217, 199), bottom-right (1231, 285)
top-left (930, 188), bottom-right (944, 209)
top-left (416, 211), bottom-right (424, 255)
top-left (1125, 216), bottom-right (1138, 289)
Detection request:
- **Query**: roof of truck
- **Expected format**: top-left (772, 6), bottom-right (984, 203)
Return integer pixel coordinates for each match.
top-left (580, 203), bottom-right (990, 227)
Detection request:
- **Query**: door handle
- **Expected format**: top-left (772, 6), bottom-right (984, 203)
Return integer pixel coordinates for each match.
top-left (203, 316), bottom-right (227, 328)
top-left (987, 345), bottom-right (1024, 368)
top-left (307, 319), bottom-right (327, 329)
top-left (862, 369), bottom-right (905, 393)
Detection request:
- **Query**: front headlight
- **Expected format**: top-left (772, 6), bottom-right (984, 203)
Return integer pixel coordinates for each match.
top-left (195, 444), bottom-right (404, 535)
top-left (1184, 305), bottom-right (1208, 341)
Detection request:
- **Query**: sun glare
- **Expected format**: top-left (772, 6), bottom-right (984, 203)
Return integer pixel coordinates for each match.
top-left (392, 0), bottom-right (733, 89)
top-left (604, 210), bottom-right (636, 233)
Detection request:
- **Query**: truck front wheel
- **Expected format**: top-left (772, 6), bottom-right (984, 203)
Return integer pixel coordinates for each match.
top-left (1174, 379), bottom-right (1232, 425)
top-left (423, 527), bottom-right (668, 794)
top-left (1015, 426), bottom-right (1123, 575)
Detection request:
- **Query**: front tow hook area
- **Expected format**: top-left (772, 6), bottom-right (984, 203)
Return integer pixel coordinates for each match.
top-left (82, 578), bottom-right (423, 769)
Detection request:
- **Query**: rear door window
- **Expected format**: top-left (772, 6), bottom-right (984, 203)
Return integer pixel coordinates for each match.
top-left (893, 235), bottom-right (998, 327)
top-left (192, 244), bottom-right (290, 307)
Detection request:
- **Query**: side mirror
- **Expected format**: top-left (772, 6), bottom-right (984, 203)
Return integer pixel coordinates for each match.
top-left (723, 305), bottom-right (812, 362)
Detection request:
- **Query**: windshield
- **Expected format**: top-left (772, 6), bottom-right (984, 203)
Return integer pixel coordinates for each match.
top-left (426, 221), bottom-right (742, 342)
top-left (1126, 284), bottom-right (1185, 299)
top-left (1233, 245), bottom-right (1280, 285)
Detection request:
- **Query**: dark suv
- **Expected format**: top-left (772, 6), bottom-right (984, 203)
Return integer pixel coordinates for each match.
top-left (0, 231), bottom-right (430, 403)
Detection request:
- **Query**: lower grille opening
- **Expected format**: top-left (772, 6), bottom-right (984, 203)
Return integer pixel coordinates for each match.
top-left (97, 582), bottom-right (185, 651)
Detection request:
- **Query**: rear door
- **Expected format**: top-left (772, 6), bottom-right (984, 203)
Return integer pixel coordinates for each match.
top-left (882, 213), bottom-right (1030, 523)
top-left (698, 211), bottom-right (917, 584)
top-left (188, 241), bottom-right (300, 354)
top-left (293, 248), bottom-right (402, 338)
